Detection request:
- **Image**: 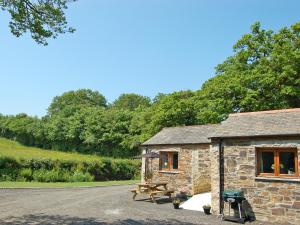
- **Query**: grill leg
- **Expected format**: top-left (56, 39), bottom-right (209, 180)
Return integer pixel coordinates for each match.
top-left (238, 203), bottom-right (242, 219)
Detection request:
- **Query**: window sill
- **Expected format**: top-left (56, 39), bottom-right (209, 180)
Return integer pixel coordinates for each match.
top-left (255, 176), bottom-right (300, 183)
top-left (158, 170), bottom-right (180, 174)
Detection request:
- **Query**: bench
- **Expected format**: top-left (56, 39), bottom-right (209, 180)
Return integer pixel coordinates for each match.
top-left (130, 188), bottom-right (175, 203)
top-left (149, 189), bottom-right (174, 203)
top-left (130, 188), bottom-right (151, 199)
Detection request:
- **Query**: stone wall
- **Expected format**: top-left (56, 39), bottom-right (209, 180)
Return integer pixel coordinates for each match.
top-left (210, 142), bottom-right (221, 214)
top-left (141, 144), bottom-right (211, 195)
top-left (192, 144), bottom-right (211, 194)
top-left (210, 137), bottom-right (300, 224)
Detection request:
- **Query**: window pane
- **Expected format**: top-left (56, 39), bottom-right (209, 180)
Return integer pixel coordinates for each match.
top-left (260, 152), bottom-right (274, 173)
top-left (173, 153), bottom-right (178, 169)
top-left (160, 153), bottom-right (169, 170)
top-left (279, 152), bottom-right (295, 175)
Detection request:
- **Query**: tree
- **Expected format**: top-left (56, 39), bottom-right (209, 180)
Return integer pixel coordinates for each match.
top-left (0, 0), bottom-right (76, 45)
top-left (73, 107), bottom-right (106, 152)
top-left (0, 113), bottom-right (46, 146)
top-left (48, 89), bottom-right (107, 117)
top-left (112, 93), bottom-right (151, 111)
top-left (140, 91), bottom-right (198, 138)
top-left (195, 21), bottom-right (300, 123)
top-left (152, 93), bottom-right (167, 104)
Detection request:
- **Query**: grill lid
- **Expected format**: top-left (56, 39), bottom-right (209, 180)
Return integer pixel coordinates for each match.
top-left (222, 190), bottom-right (244, 198)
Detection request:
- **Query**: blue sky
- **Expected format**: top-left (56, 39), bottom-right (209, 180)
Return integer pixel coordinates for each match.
top-left (0, 0), bottom-right (299, 117)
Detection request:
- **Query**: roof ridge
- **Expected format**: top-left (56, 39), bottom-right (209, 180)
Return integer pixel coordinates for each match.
top-left (162, 124), bottom-right (219, 129)
top-left (229, 108), bottom-right (300, 117)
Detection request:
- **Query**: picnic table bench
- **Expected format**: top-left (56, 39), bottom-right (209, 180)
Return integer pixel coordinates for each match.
top-left (130, 182), bottom-right (174, 203)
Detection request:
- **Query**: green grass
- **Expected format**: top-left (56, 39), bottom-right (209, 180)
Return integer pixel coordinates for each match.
top-left (0, 137), bottom-right (112, 162)
top-left (0, 138), bottom-right (140, 183)
top-left (0, 180), bottom-right (138, 188)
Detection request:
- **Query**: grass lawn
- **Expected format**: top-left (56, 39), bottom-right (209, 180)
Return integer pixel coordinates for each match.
top-left (0, 180), bottom-right (139, 188)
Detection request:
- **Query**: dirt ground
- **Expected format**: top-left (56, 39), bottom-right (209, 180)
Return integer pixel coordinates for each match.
top-left (0, 185), bottom-right (271, 225)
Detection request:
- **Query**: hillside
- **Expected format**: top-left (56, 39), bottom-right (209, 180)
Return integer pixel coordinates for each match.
top-left (0, 137), bottom-right (140, 183)
top-left (0, 137), bottom-right (108, 162)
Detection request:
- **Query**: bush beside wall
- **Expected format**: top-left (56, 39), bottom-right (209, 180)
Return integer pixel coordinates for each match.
top-left (0, 156), bottom-right (140, 182)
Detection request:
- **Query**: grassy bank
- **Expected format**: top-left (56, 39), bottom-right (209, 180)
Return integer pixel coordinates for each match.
top-left (0, 138), bottom-right (141, 182)
top-left (0, 180), bottom-right (138, 188)
top-left (0, 137), bottom-right (108, 161)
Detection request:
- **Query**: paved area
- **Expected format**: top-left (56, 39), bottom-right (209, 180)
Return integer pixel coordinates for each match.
top-left (0, 185), bottom-right (268, 225)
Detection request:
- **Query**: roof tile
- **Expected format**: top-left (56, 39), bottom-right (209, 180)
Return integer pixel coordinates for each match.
top-left (142, 124), bottom-right (219, 146)
top-left (211, 108), bottom-right (300, 138)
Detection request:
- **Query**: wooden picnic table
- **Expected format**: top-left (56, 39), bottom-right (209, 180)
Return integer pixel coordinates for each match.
top-left (130, 182), bottom-right (174, 203)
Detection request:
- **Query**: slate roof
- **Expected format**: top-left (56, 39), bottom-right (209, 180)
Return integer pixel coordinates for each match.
top-left (141, 124), bottom-right (219, 146)
top-left (211, 108), bottom-right (300, 139)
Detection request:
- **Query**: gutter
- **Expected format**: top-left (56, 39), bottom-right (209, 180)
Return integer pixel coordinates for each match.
top-left (210, 133), bottom-right (300, 139)
top-left (141, 142), bottom-right (211, 147)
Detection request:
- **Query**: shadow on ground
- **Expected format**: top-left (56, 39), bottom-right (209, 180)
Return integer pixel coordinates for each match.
top-left (134, 197), bottom-right (172, 204)
top-left (0, 214), bottom-right (200, 225)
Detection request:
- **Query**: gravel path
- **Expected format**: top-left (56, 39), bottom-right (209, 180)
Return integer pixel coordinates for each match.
top-left (0, 185), bottom-right (267, 225)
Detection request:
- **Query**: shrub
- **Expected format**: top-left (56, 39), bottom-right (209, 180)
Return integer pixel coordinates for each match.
top-left (23, 158), bottom-right (55, 170)
top-left (0, 168), bottom-right (19, 181)
top-left (69, 171), bottom-right (94, 182)
top-left (32, 169), bottom-right (66, 182)
top-left (112, 159), bottom-right (138, 180)
top-left (0, 157), bottom-right (20, 170)
top-left (19, 168), bottom-right (33, 181)
top-left (0, 156), bottom-right (140, 183)
top-left (32, 169), bottom-right (48, 182)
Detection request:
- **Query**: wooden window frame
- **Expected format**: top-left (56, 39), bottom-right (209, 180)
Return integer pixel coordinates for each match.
top-left (159, 152), bottom-right (178, 172)
top-left (256, 148), bottom-right (299, 178)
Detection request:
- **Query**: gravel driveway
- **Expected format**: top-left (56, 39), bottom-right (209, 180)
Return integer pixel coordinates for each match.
top-left (0, 185), bottom-right (266, 225)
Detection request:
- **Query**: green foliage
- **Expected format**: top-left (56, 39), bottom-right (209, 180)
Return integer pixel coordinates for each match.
top-left (112, 93), bottom-right (151, 111)
top-left (196, 21), bottom-right (300, 123)
top-left (0, 138), bottom-right (140, 182)
top-left (69, 171), bottom-right (94, 182)
top-left (134, 91), bottom-right (199, 141)
top-left (48, 89), bottom-right (107, 117)
top-left (19, 168), bottom-right (33, 181)
top-left (0, 0), bottom-right (76, 45)
top-left (32, 169), bottom-right (61, 182)
top-left (0, 155), bottom-right (140, 182)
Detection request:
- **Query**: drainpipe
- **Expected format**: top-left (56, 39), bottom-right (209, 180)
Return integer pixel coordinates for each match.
top-left (141, 147), bottom-right (148, 183)
top-left (145, 147), bottom-right (149, 182)
top-left (219, 139), bottom-right (224, 215)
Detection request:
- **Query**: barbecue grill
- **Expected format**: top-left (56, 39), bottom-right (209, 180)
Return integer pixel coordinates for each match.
top-left (221, 190), bottom-right (246, 224)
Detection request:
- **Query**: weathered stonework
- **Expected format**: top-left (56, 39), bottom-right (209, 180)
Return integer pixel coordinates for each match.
top-left (192, 144), bottom-right (211, 194)
top-left (141, 144), bottom-right (211, 195)
top-left (210, 137), bottom-right (300, 225)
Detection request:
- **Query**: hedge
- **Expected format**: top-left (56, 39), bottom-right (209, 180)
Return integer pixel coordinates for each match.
top-left (0, 156), bottom-right (140, 182)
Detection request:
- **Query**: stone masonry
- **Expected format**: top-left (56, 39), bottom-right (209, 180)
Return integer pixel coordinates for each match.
top-left (210, 137), bottom-right (300, 225)
top-left (141, 144), bottom-right (211, 195)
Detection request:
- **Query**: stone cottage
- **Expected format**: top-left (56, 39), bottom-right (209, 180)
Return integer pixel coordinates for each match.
top-left (141, 124), bottom-right (219, 195)
top-left (210, 108), bottom-right (300, 224)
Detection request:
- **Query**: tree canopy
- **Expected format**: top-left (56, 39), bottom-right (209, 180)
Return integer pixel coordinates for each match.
top-left (0, 0), bottom-right (75, 45)
top-left (195, 21), bottom-right (300, 123)
top-left (47, 89), bottom-right (107, 117)
top-left (112, 94), bottom-right (151, 111)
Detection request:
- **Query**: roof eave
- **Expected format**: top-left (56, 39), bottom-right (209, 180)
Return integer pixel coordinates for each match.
top-left (140, 142), bottom-right (211, 147)
top-left (210, 133), bottom-right (300, 140)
